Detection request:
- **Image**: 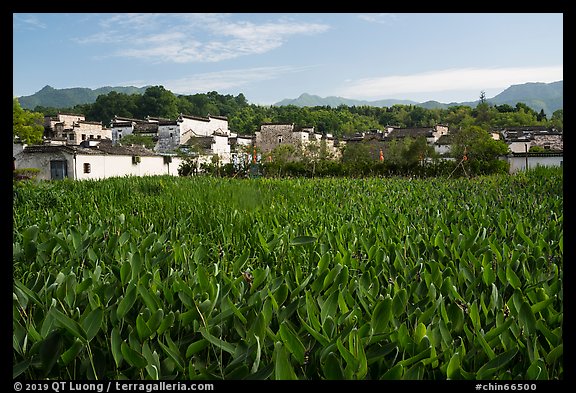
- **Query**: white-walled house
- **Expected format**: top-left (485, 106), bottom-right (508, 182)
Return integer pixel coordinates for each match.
top-left (506, 152), bottom-right (563, 174)
top-left (45, 113), bottom-right (112, 145)
top-left (14, 139), bottom-right (183, 180)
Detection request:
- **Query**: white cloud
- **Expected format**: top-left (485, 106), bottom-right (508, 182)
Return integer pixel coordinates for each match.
top-left (357, 13), bottom-right (398, 24)
top-left (75, 13), bottom-right (330, 63)
top-left (13, 14), bottom-right (47, 30)
top-left (336, 66), bottom-right (564, 100)
top-left (161, 65), bottom-right (318, 95)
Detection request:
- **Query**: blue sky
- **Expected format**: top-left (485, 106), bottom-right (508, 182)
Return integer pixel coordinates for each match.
top-left (13, 13), bottom-right (563, 105)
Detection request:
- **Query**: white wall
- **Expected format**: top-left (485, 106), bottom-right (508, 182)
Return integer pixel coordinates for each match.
top-left (15, 148), bottom-right (186, 180)
top-left (75, 154), bottom-right (184, 179)
top-left (508, 155), bottom-right (563, 174)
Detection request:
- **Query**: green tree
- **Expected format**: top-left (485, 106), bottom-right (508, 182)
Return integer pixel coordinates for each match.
top-left (86, 91), bottom-right (138, 124)
top-left (473, 92), bottom-right (493, 127)
top-left (451, 125), bottom-right (509, 161)
top-left (13, 98), bottom-right (44, 144)
top-left (136, 86), bottom-right (179, 119)
top-left (550, 109), bottom-right (563, 131)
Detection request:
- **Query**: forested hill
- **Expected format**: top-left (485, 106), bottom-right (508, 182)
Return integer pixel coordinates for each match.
top-left (18, 81), bottom-right (562, 118)
top-left (18, 85), bottom-right (150, 110)
top-left (274, 81), bottom-right (563, 117)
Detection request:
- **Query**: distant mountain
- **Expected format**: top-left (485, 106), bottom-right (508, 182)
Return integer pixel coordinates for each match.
top-left (274, 81), bottom-right (563, 117)
top-left (488, 81), bottom-right (563, 116)
top-left (18, 85), bottom-right (150, 110)
top-left (274, 93), bottom-right (417, 108)
top-left (18, 81), bottom-right (562, 117)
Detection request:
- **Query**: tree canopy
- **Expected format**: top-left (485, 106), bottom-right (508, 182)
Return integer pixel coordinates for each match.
top-left (27, 87), bottom-right (561, 139)
top-left (13, 98), bottom-right (44, 144)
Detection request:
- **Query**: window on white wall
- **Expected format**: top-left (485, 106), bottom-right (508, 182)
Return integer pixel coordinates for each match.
top-left (83, 163), bottom-right (91, 173)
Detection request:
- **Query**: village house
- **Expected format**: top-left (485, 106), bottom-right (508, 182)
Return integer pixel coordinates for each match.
top-left (16, 110), bottom-right (564, 179)
top-left (498, 126), bottom-right (563, 153)
top-left (495, 126), bottom-right (563, 173)
top-left (44, 112), bottom-right (112, 145)
top-left (255, 123), bottom-right (339, 159)
top-left (14, 139), bottom-right (182, 180)
top-left (338, 124), bottom-right (450, 160)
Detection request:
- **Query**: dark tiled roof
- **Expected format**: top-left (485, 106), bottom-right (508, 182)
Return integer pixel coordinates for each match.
top-left (180, 114), bottom-right (210, 122)
top-left (209, 115), bottom-right (228, 121)
top-left (134, 123), bottom-right (159, 132)
top-left (184, 136), bottom-right (214, 150)
top-left (113, 115), bottom-right (142, 122)
top-left (387, 128), bottom-right (434, 138)
top-left (501, 126), bottom-right (551, 132)
top-left (77, 120), bottom-right (102, 126)
top-left (22, 139), bottom-right (157, 156)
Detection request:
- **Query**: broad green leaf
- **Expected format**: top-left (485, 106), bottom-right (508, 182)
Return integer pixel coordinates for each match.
top-left (476, 330), bottom-right (496, 360)
top-left (39, 330), bottom-right (64, 376)
top-left (531, 297), bottom-right (555, 315)
top-left (120, 262), bottom-right (131, 286)
top-left (392, 288), bottom-right (408, 316)
top-left (158, 335), bottom-right (185, 372)
top-left (320, 290), bottom-right (339, 326)
top-left (506, 264), bottom-right (522, 290)
top-left (146, 308), bottom-right (164, 333)
top-left (199, 327), bottom-right (237, 356)
top-left (484, 318), bottom-right (513, 342)
top-left (482, 263), bottom-right (496, 287)
top-left (52, 309), bottom-right (87, 342)
top-left (469, 302), bottom-right (480, 331)
top-left (13, 359), bottom-right (31, 379)
top-left (476, 349), bottom-right (518, 379)
top-left (138, 283), bottom-right (159, 314)
top-left (111, 327), bottom-right (123, 368)
top-left (414, 322), bottom-right (427, 344)
top-left (447, 352), bottom-right (461, 380)
top-left (136, 314), bottom-right (153, 341)
top-left (403, 361), bottom-right (425, 380)
top-left (322, 351), bottom-right (344, 380)
top-left (117, 282), bottom-right (138, 319)
top-left (519, 301), bottom-right (537, 336)
top-left (526, 358), bottom-right (548, 380)
top-left (382, 363), bottom-right (403, 380)
top-left (336, 336), bottom-right (359, 371)
top-left (59, 338), bottom-right (83, 366)
top-left (157, 311), bottom-right (175, 335)
top-left (130, 252), bottom-right (142, 281)
top-left (397, 346), bottom-right (431, 368)
top-left (371, 296), bottom-right (392, 335)
top-left (121, 342), bottom-right (147, 369)
top-left (226, 297), bottom-right (248, 325)
top-left (299, 316), bottom-right (330, 347)
top-left (278, 322), bottom-right (306, 364)
top-left (322, 263), bottom-right (343, 291)
top-left (290, 236), bottom-right (316, 246)
top-left (545, 343), bottom-right (563, 364)
top-left (232, 250), bottom-right (249, 276)
top-left (273, 342), bottom-right (297, 380)
top-left (251, 335), bottom-right (262, 374)
top-left (185, 339), bottom-right (209, 358)
top-left (81, 307), bottom-right (103, 342)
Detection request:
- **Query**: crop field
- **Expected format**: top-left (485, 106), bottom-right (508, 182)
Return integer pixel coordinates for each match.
top-left (13, 167), bottom-right (563, 380)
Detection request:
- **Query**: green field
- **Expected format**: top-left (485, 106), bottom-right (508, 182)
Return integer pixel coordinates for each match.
top-left (13, 167), bottom-right (563, 380)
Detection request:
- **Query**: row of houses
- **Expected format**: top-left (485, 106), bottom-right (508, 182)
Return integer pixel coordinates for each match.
top-left (13, 112), bottom-right (563, 180)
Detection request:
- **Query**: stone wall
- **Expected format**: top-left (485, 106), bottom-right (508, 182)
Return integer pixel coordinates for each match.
top-left (256, 123), bottom-right (300, 154)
